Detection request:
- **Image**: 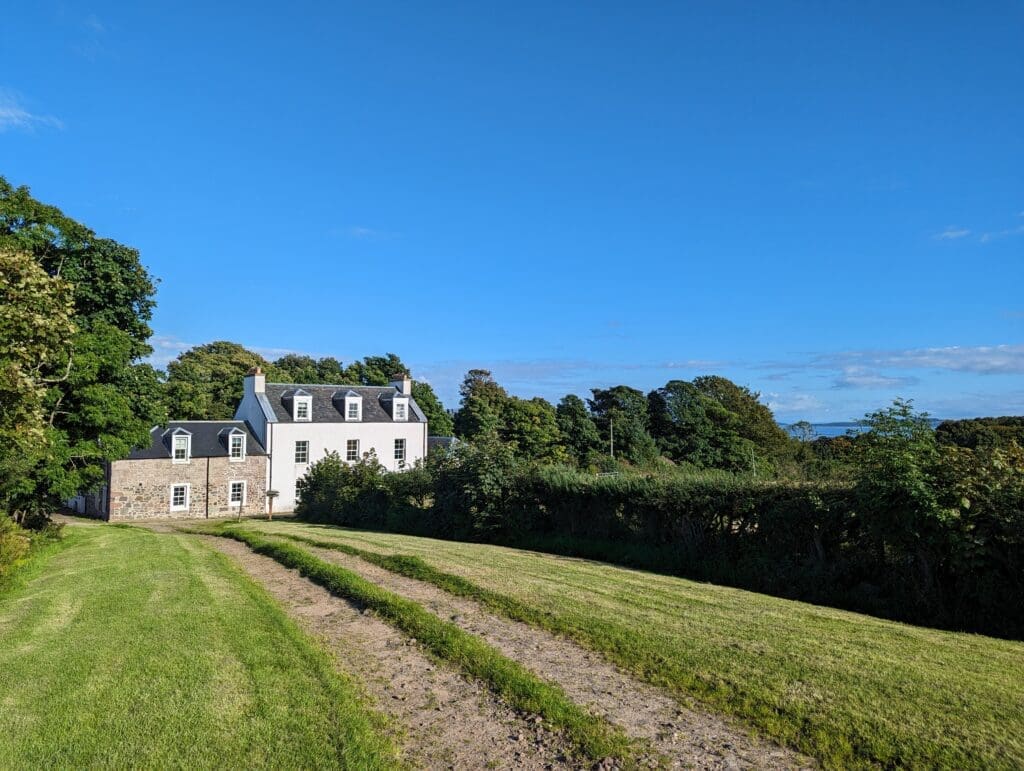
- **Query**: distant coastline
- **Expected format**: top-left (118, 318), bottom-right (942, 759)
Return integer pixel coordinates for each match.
top-left (789, 419), bottom-right (945, 438)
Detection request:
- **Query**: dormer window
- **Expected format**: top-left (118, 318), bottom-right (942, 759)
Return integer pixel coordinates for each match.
top-left (293, 389), bottom-right (312, 422)
top-left (344, 391), bottom-right (362, 421)
top-left (229, 432), bottom-right (246, 461)
top-left (393, 399), bottom-right (408, 421)
top-left (171, 429), bottom-right (191, 464)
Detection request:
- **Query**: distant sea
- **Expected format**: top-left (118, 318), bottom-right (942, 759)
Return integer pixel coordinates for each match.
top-left (788, 419), bottom-right (945, 439)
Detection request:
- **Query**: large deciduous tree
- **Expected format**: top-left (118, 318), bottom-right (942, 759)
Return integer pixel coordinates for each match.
top-left (0, 250), bottom-right (76, 517)
top-left (588, 385), bottom-right (658, 465)
top-left (0, 178), bottom-right (165, 509)
top-left (556, 395), bottom-right (601, 464)
top-left (165, 342), bottom-right (279, 420)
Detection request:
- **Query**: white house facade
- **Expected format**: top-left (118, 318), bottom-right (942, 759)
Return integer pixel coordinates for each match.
top-left (235, 369), bottom-right (429, 511)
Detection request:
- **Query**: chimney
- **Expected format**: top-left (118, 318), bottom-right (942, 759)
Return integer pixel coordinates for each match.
top-left (389, 372), bottom-right (412, 396)
top-left (245, 366), bottom-right (266, 396)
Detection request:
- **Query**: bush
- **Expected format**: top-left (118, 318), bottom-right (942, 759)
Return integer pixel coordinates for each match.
top-left (0, 515), bottom-right (32, 579)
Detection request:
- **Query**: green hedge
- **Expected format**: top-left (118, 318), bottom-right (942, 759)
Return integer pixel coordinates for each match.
top-left (296, 445), bottom-right (1024, 638)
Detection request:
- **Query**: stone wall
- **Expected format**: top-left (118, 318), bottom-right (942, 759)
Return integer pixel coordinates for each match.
top-left (107, 455), bottom-right (268, 520)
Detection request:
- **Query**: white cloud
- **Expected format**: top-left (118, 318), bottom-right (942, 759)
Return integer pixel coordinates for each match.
top-left (764, 344), bottom-right (1024, 377)
top-left (831, 367), bottom-right (918, 390)
top-left (0, 89), bottom-right (63, 132)
top-left (980, 225), bottom-right (1024, 243)
top-left (147, 335), bottom-right (196, 367)
top-left (346, 226), bottom-right (400, 240)
top-left (934, 227), bottom-right (970, 240)
top-left (764, 392), bottom-right (827, 418)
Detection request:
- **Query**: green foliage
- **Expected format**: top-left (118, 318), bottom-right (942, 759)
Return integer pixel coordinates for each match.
top-left (410, 381), bottom-right (453, 436)
top-left (588, 385), bottom-right (658, 465)
top-left (453, 369), bottom-right (506, 439)
top-left (218, 527), bottom-right (633, 764)
top-left (271, 353), bottom-right (346, 384)
top-left (936, 416), bottom-right (1024, 450)
top-left (502, 396), bottom-right (567, 462)
top-left (0, 178), bottom-right (164, 508)
top-left (296, 399), bottom-right (1024, 637)
top-left (647, 380), bottom-right (751, 469)
top-left (556, 395), bottom-right (601, 464)
top-left (164, 341), bottom-right (279, 420)
top-left (0, 515), bottom-right (31, 579)
top-left (0, 250), bottom-right (76, 514)
top-left (341, 353), bottom-right (408, 385)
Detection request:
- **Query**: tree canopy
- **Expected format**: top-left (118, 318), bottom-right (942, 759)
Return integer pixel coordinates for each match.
top-left (0, 178), bottom-right (164, 509)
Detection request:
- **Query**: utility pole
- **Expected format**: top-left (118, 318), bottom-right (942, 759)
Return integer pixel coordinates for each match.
top-left (609, 417), bottom-right (614, 459)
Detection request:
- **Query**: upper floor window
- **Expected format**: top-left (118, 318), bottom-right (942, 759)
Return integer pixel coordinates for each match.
top-left (394, 401), bottom-right (407, 421)
top-left (346, 439), bottom-right (359, 462)
top-left (229, 433), bottom-right (245, 461)
top-left (394, 438), bottom-right (406, 462)
top-left (172, 434), bottom-right (190, 463)
top-left (344, 393), bottom-right (362, 421)
top-left (295, 440), bottom-right (309, 464)
top-left (295, 398), bottom-right (311, 421)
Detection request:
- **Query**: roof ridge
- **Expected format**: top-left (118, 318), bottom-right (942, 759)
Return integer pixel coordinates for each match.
top-left (164, 419), bottom-right (247, 424)
top-left (268, 382), bottom-right (396, 389)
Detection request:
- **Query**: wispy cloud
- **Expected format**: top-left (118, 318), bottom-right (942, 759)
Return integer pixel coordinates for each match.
top-left (346, 226), bottom-right (401, 241)
top-left (831, 367), bottom-right (919, 390)
top-left (83, 14), bottom-right (105, 33)
top-left (980, 224), bottom-right (1024, 243)
top-left (0, 89), bottom-right (63, 132)
top-left (147, 335), bottom-right (196, 367)
top-left (763, 344), bottom-right (1024, 378)
top-left (765, 392), bottom-right (827, 417)
top-left (934, 226), bottom-right (970, 240)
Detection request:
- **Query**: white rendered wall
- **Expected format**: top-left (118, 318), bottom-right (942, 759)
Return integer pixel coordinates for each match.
top-left (269, 420), bottom-right (428, 511)
top-left (235, 382), bottom-right (269, 447)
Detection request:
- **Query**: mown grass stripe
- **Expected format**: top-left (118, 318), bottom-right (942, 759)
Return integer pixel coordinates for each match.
top-left (217, 527), bottom-right (635, 765)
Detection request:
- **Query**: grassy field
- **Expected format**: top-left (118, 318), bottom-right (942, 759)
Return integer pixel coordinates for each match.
top-left (232, 519), bottom-right (1024, 769)
top-left (0, 525), bottom-right (397, 769)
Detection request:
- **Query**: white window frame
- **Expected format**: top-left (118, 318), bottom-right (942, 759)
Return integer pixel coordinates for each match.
top-left (345, 397), bottom-right (362, 421)
top-left (229, 432), bottom-right (246, 461)
top-left (294, 397), bottom-right (312, 422)
top-left (228, 480), bottom-right (247, 507)
top-left (295, 440), bottom-right (309, 464)
top-left (394, 438), bottom-right (406, 462)
top-left (172, 433), bottom-right (191, 464)
top-left (170, 483), bottom-right (190, 512)
top-left (393, 399), bottom-right (408, 421)
top-left (346, 439), bottom-right (359, 462)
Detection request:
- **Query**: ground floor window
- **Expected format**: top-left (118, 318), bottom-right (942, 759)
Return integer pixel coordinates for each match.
top-left (170, 484), bottom-right (190, 511)
top-left (346, 439), bottom-right (359, 462)
top-left (229, 480), bottom-right (246, 506)
top-left (394, 438), bottom-right (406, 462)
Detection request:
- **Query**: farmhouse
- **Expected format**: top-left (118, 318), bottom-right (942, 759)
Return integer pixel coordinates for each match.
top-left (68, 369), bottom-right (429, 520)
top-left (235, 368), bottom-right (429, 511)
top-left (68, 420), bottom-right (269, 520)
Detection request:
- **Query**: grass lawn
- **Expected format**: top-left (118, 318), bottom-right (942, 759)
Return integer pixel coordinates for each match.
top-left (233, 519), bottom-right (1024, 769)
top-left (0, 524), bottom-right (397, 769)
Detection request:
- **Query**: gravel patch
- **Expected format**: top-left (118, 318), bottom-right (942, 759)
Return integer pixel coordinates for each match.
top-left (202, 536), bottom-right (580, 770)
top-left (306, 543), bottom-right (814, 770)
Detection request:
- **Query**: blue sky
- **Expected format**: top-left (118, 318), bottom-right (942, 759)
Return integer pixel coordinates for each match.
top-left (3, 2), bottom-right (1022, 421)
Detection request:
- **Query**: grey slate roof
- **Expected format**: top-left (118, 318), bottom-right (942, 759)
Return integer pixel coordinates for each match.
top-left (264, 383), bottom-right (427, 424)
top-left (127, 421), bottom-right (267, 460)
